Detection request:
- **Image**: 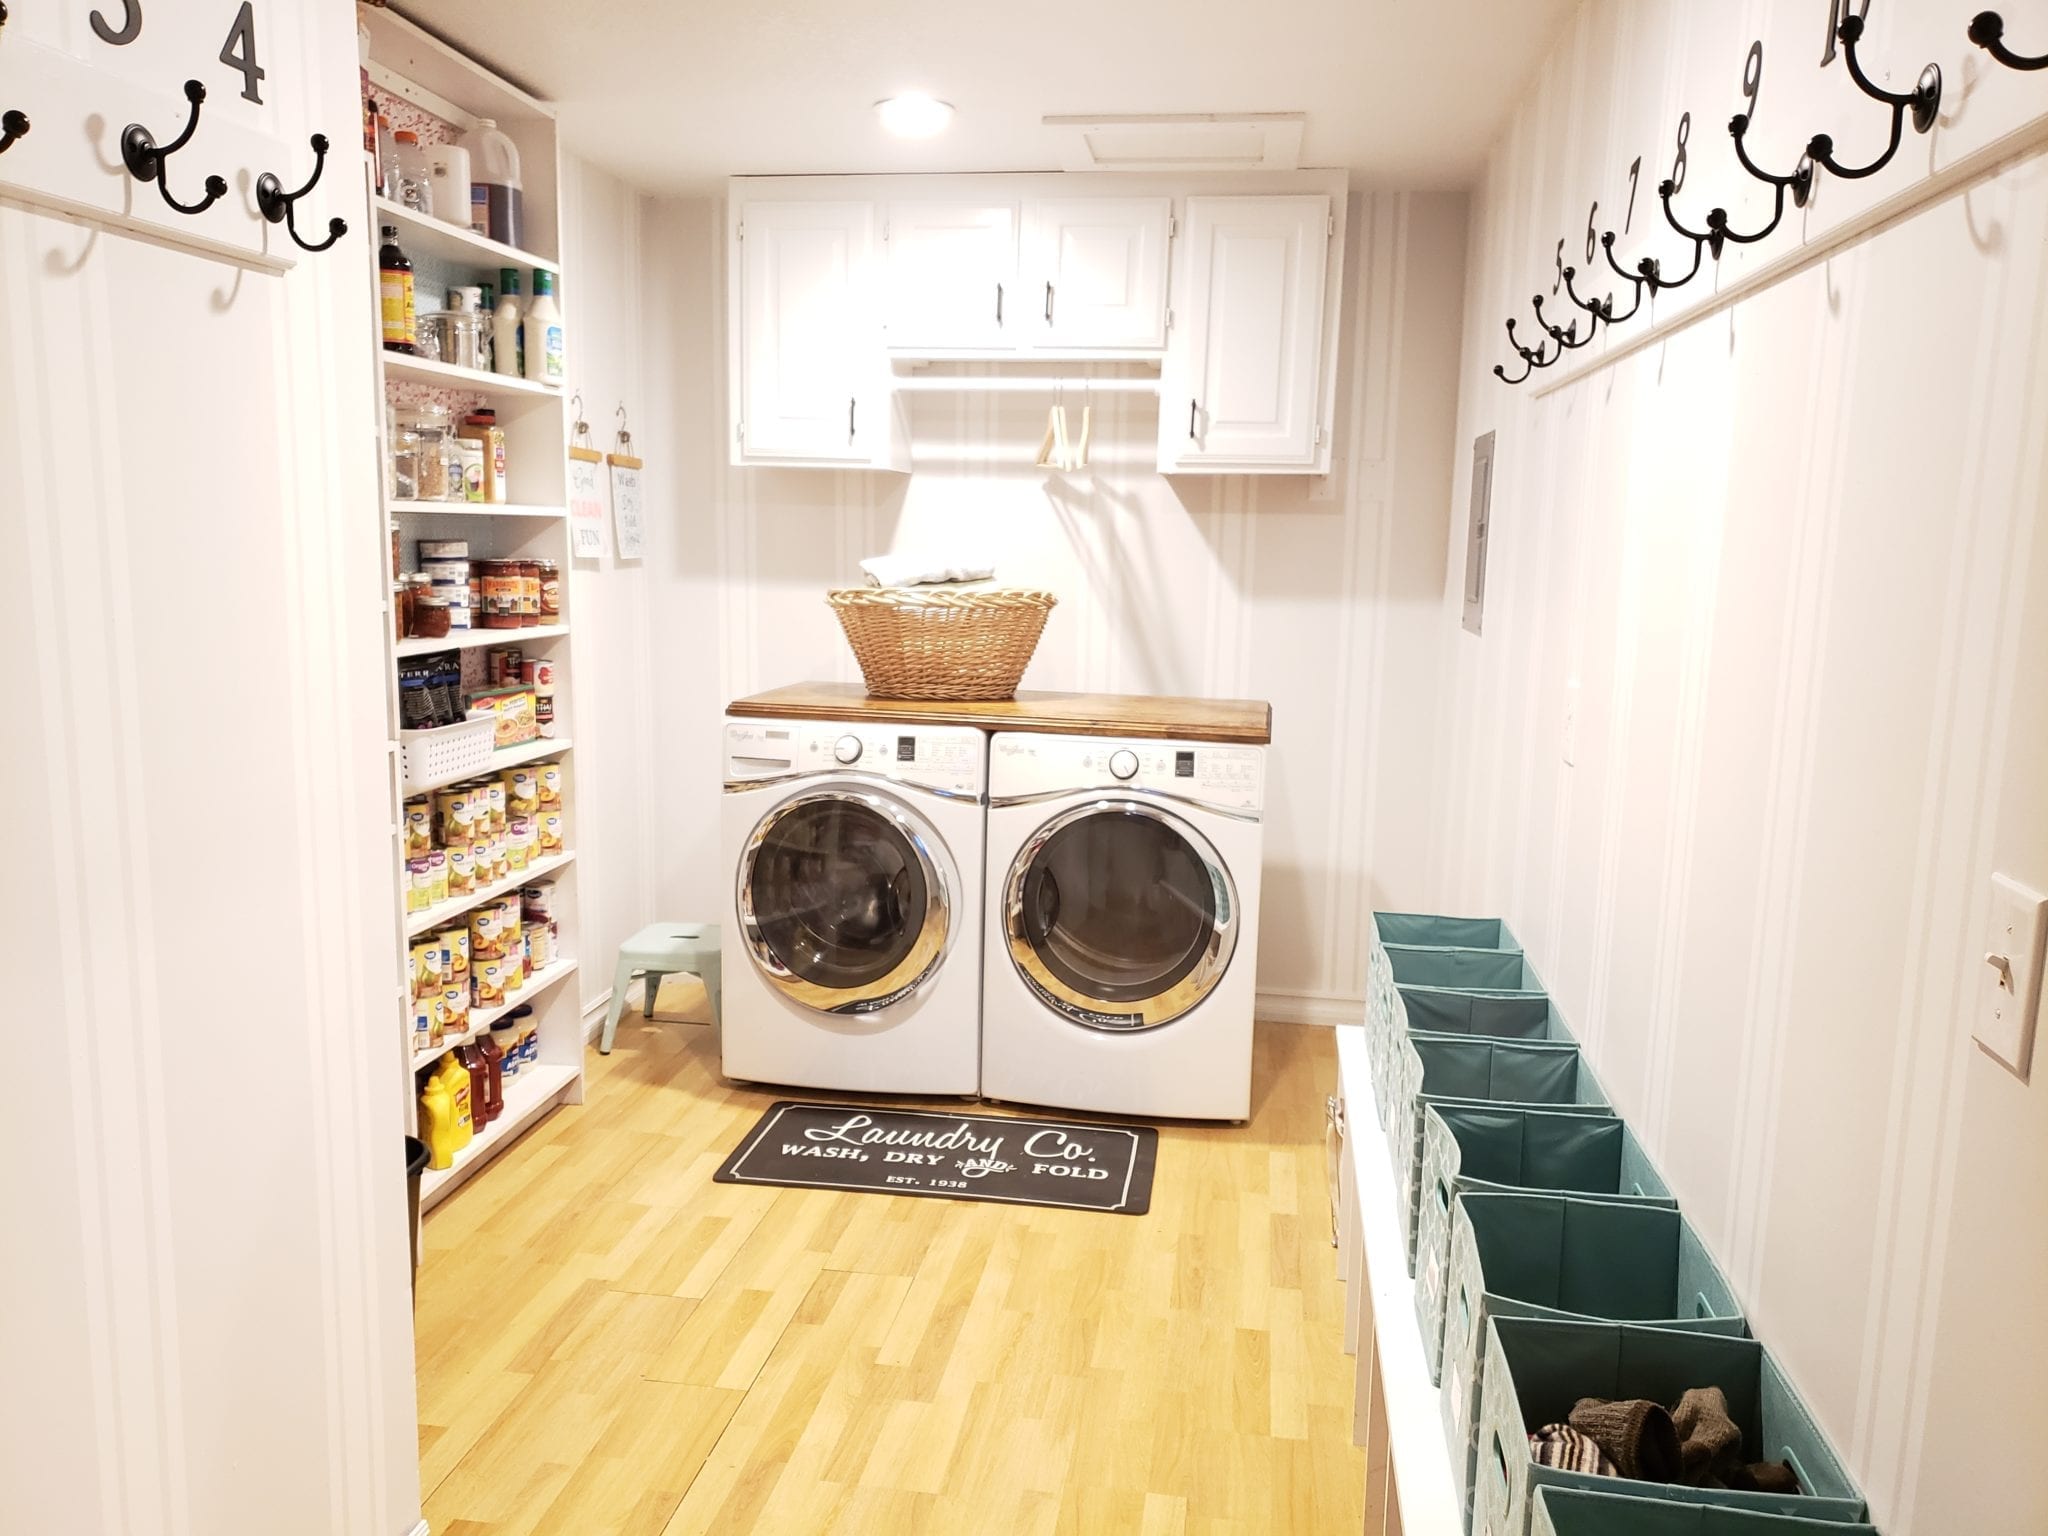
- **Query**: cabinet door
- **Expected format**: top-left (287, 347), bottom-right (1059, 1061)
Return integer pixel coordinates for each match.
top-left (885, 202), bottom-right (1019, 352)
top-left (736, 201), bottom-right (876, 462)
top-left (1170, 195), bottom-right (1330, 468)
top-left (1025, 197), bottom-right (1172, 351)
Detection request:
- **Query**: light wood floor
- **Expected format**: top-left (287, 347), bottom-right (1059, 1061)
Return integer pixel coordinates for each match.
top-left (415, 994), bottom-right (1363, 1535)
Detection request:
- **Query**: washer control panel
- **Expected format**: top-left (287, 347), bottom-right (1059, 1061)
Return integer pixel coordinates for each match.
top-left (724, 718), bottom-right (986, 796)
top-left (990, 733), bottom-right (1264, 813)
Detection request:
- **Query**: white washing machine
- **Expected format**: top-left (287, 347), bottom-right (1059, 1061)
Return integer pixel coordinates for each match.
top-left (720, 715), bottom-right (985, 1095)
top-left (980, 731), bottom-right (1265, 1121)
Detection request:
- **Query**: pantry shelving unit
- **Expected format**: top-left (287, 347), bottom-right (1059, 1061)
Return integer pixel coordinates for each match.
top-left (362, 6), bottom-right (587, 1212)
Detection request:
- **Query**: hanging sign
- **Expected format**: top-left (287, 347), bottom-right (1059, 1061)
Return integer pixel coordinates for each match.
top-left (566, 396), bottom-right (608, 559)
top-left (608, 406), bottom-right (644, 560)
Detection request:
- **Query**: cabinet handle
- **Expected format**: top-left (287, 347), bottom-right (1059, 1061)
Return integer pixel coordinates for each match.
top-left (849, 396), bottom-right (857, 443)
top-left (1189, 400), bottom-right (1199, 440)
top-left (995, 282), bottom-right (1004, 326)
top-left (1044, 281), bottom-right (1054, 325)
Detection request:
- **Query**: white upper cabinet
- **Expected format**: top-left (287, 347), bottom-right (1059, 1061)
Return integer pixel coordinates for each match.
top-left (1162, 195), bottom-right (1332, 471)
top-left (1025, 198), bottom-right (1173, 352)
top-left (884, 202), bottom-right (1020, 353)
top-left (733, 200), bottom-right (903, 467)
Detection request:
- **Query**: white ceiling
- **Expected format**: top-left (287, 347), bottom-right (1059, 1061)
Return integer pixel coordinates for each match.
top-left (391, 0), bottom-right (1576, 194)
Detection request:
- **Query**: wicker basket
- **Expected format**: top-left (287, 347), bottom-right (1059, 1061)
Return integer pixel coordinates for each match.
top-left (828, 586), bottom-right (1057, 700)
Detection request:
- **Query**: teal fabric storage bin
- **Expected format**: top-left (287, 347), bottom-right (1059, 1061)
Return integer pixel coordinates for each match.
top-left (1373, 982), bottom-right (1554, 1125)
top-left (1440, 1193), bottom-right (1747, 1518)
top-left (1531, 1487), bottom-right (1877, 1536)
top-left (1416, 1106), bottom-right (1673, 1391)
top-left (1367, 910), bottom-right (1527, 1117)
top-left (1387, 1035), bottom-right (1611, 1271)
top-left (1474, 1318), bottom-right (1866, 1536)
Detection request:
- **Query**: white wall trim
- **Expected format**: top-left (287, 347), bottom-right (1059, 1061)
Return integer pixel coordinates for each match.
top-left (1258, 990), bottom-right (1366, 1028)
top-left (581, 989), bottom-right (613, 1044)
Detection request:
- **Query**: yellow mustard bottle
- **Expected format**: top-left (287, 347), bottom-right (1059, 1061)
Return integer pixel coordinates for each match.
top-left (441, 1052), bottom-right (475, 1150)
top-left (419, 1073), bottom-right (459, 1171)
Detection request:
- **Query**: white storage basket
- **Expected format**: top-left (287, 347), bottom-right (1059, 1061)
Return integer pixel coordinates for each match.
top-left (400, 719), bottom-right (496, 792)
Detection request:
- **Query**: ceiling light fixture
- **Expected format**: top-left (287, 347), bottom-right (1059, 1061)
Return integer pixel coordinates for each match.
top-left (876, 93), bottom-right (954, 139)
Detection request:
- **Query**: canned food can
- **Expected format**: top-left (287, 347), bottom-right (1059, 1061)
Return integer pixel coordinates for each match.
top-left (404, 797), bottom-right (433, 857)
top-left (537, 762), bottom-right (563, 806)
top-left (473, 957), bottom-right (507, 1008)
top-left (413, 996), bottom-right (436, 1051)
top-left (470, 903), bottom-right (508, 960)
top-left (437, 924), bottom-right (470, 980)
top-left (485, 780), bottom-right (508, 833)
top-left (411, 936), bottom-right (442, 1000)
top-left (536, 809), bottom-right (564, 854)
top-left (508, 768), bottom-right (539, 815)
top-left (407, 856), bottom-right (433, 913)
top-left (520, 880), bottom-right (553, 923)
top-left (425, 849), bottom-right (449, 905)
top-left (446, 845), bottom-right (474, 895)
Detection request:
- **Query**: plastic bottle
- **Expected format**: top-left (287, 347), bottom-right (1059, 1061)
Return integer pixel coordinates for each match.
top-left (459, 1042), bottom-right (496, 1128)
top-left (523, 269), bottom-right (564, 387)
top-left (392, 129), bottom-right (433, 218)
top-left (476, 1030), bottom-right (506, 1123)
top-left (379, 225), bottom-right (416, 353)
top-left (458, 117), bottom-right (523, 247)
top-left (494, 268), bottom-right (523, 378)
top-left (419, 1073), bottom-right (459, 1170)
top-left (438, 1053), bottom-right (474, 1151)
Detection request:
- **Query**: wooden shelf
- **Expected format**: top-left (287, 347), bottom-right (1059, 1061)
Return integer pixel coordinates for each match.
top-left (418, 1063), bottom-right (579, 1211)
top-left (409, 958), bottom-right (580, 1066)
top-left (388, 500), bottom-right (568, 520)
top-left (382, 350), bottom-right (562, 402)
top-left (406, 849), bottom-right (575, 938)
top-left (396, 623), bottom-right (569, 658)
top-left (374, 196), bottom-right (557, 277)
top-left (407, 736), bottom-right (572, 796)
top-left (728, 680), bottom-right (1273, 745)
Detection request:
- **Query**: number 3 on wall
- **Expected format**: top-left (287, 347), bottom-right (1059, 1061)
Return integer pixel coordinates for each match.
top-left (90, 0), bottom-right (264, 107)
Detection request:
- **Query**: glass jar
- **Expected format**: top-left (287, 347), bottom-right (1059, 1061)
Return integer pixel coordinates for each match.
top-left (518, 560), bottom-right (541, 626)
top-left (480, 560), bottom-right (523, 629)
top-left (536, 560), bottom-right (560, 623)
top-left (420, 311), bottom-right (487, 372)
top-left (391, 415), bottom-right (422, 502)
top-left (413, 595), bottom-right (452, 639)
top-left (407, 407), bottom-right (454, 502)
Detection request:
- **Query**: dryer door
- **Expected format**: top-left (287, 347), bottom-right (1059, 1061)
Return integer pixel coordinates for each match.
top-left (1004, 799), bottom-right (1239, 1031)
top-left (739, 788), bottom-right (952, 1014)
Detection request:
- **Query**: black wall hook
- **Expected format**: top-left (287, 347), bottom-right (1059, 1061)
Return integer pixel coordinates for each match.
top-left (1659, 177), bottom-right (1726, 260)
top-left (257, 134), bottom-right (348, 253)
top-left (0, 3), bottom-right (27, 156)
top-left (1807, 13), bottom-right (1941, 181)
top-left (1532, 293), bottom-right (1599, 351)
top-left (1968, 12), bottom-right (2048, 70)
top-left (1722, 41), bottom-right (1813, 246)
top-left (1566, 260), bottom-right (1641, 325)
top-left (1493, 316), bottom-right (1559, 384)
top-left (122, 80), bottom-right (228, 216)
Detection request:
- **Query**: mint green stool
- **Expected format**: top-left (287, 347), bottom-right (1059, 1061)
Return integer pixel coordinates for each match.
top-left (600, 922), bottom-right (722, 1054)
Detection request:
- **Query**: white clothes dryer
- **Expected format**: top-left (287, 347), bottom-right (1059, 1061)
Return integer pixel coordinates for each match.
top-left (720, 716), bottom-right (985, 1095)
top-left (980, 731), bottom-right (1265, 1121)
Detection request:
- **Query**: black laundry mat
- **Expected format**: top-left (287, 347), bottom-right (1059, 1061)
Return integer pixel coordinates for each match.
top-left (714, 1101), bottom-right (1158, 1215)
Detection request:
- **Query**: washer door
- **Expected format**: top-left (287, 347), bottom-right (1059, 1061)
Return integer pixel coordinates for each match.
top-left (739, 789), bottom-right (952, 1014)
top-left (1004, 799), bottom-right (1238, 1031)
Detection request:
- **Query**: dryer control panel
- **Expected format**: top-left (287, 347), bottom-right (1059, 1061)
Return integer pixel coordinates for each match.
top-left (990, 733), bottom-right (1264, 814)
top-left (724, 717), bottom-right (985, 796)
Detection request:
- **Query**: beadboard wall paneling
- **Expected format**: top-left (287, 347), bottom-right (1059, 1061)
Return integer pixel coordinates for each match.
top-left (1442, 5), bottom-right (2048, 1532)
top-left (0, 6), bottom-right (418, 1534)
top-left (594, 189), bottom-right (1468, 1018)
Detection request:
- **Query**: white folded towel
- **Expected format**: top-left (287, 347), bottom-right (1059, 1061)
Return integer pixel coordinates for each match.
top-left (860, 553), bottom-right (996, 588)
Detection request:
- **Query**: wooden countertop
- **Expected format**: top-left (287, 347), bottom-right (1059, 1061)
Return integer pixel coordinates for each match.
top-left (728, 682), bottom-right (1272, 745)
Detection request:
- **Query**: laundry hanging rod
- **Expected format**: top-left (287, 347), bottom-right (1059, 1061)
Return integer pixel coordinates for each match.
top-left (891, 375), bottom-right (1161, 395)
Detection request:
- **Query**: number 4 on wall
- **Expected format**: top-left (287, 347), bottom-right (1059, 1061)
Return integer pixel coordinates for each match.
top-left (220, 2), bottom-right (264, 104)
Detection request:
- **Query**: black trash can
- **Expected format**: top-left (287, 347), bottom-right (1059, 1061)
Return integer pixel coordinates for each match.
top-left (404, 1136), bottom-right (429, 1300)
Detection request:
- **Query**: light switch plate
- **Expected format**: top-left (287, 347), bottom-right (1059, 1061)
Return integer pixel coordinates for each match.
top-left (1978, 873), bottom-right (2047, 1081)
